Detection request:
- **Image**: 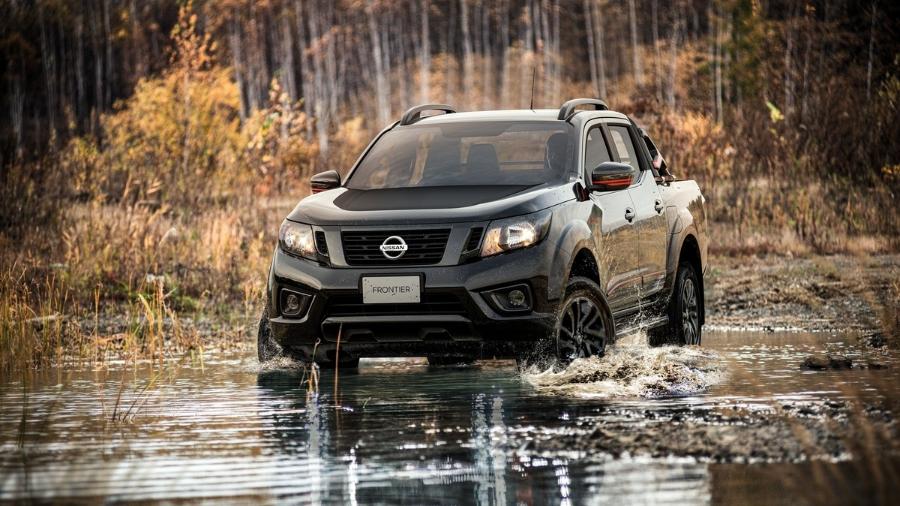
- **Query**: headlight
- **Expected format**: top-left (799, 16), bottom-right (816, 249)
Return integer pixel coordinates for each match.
top-left (279, 221), bottom-right (316, 259)
top-left (480, 210), bottom-right (552, 257)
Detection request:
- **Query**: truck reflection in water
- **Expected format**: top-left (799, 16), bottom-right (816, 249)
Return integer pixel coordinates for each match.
top-left (255, 363), bottom-right (712, 504)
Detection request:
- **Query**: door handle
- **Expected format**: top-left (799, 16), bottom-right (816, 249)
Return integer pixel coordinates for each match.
top-left (625, 207), bottom-right (635, 222)
top-left (654, 199), bottom-right (664, 213)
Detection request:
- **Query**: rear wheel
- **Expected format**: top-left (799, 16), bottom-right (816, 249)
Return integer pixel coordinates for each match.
top-left (649, 261), bottom-right (702, 346)
top-left (552, 277), bottom-right (614, 364)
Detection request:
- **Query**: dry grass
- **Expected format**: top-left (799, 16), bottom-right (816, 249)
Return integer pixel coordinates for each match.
top-left (0, 197), bottom-right (290, 376)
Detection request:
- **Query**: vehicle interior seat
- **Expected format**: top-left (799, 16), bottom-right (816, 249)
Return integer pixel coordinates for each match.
top-left (466, 143), bottom-right (501, 181)
top-left (421, 139), bottom-right (463, 184)
top-left (544, 132), bottom-right (569, 173)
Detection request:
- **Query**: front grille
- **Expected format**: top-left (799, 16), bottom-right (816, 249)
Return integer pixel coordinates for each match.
top-left (324, 292), bottom-right (465, 317)
top-left (341, 229), bottom-right (450, 266)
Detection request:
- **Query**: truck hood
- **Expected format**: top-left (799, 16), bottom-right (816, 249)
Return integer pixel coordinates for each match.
top-left (285, 183), bottom-right (575, 226)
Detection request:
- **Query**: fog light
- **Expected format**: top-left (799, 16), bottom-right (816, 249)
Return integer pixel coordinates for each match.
top-left (483, 283), bottom-right (533, 314)
top-left (285, 294), bottom-right (301, 313)
top-left (280, 289), bottom-right (311, 317)
top-left (508, 289), bottom-right (526, 307)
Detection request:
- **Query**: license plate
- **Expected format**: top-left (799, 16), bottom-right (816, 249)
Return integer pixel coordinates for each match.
top-left (361, 276), bottom-right (421, 304)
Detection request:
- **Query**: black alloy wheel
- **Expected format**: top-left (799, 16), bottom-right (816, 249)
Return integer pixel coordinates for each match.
top-left (554, 277), bottom-right (612, 363)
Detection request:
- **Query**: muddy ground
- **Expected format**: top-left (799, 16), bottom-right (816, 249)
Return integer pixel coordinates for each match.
top-left (707, 254), bottom-right (899, 340)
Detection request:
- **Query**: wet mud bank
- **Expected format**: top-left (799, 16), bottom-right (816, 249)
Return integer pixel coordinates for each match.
top-left (514, 396), bottom-right (898, 463)
top-left (707, 254), bottom-right (898, 339)
top-left (518, 334), bottom-right (899, 465)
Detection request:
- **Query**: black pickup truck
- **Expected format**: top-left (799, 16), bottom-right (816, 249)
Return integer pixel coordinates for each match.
top-left (259, 99), bottom-right (708, 367)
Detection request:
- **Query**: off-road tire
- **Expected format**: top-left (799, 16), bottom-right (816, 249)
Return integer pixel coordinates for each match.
top-left (550, 276), bottom-right (615, 365)
top-left (257, 305), bottom-right (283, 362)
top-left (649, 261), bottom-right (702, 346)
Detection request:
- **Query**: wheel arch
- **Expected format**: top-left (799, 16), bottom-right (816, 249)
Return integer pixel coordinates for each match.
top-left (548, 219), bottom-right (601, 300)
top-left (563, 248), bottom-right (617, 340)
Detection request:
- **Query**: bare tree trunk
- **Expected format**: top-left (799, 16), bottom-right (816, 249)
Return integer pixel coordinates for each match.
top-left (521, 0), bottom-right (534, 107)
top-left (379, 18), bottom-right (393, 113)
top-left (481, 1), bottom-right (493, 108)
top-left (652, 0), bottom-right (662, 101)
top-left (308, 2), bottom-right (328, 153)
top-left (783, 3), bottom-right (795, 124)
top-left (419, 0), bottom-right (431, 103)
top-left (230, 15), bottom-right (248, 122)
top-left (395, 9), bottom-right (410, 110)
top-left (324, 5), bottom-right (339, 130)
top-left (584, 0), bottom-right (599, 96)
top-left (628, 0), bottom-right (642, 86)
top-left (499, 0), bottom-right (511, 107)
top-left (281, 11), bottom-right (297, 102)
top-left (866, 2), bottom-right (877, 101)
top-left (38, 4), bottom-right (57, 148)
top-left (10, 76), bottom-right (24, 159)
top-left (294, 0), bottom-right (313, 139)
top-left (367, 3), bottom-right (390, 126)
top-left (460, 0), bottom-right (475, 104)
top-left (75, 12), bottom-right (86, 126)
top-left (446, 0), bottom-right (456, 105)
top-left (551, 0), bottom-right (560, 104)
top-left (668, 13), bottom-right (680, 109)
top-left (540, 0), bottom-right (551, 106)
top-left (102, 0), bottom-right (113, 108)
top-left (714, 5), bottom-right (723, 124)
top-left (592, 0), bottom-right (607, 98)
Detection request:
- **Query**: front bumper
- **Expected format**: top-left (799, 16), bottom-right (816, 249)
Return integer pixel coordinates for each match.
top-left (267, 241), bottom-right (558, 360)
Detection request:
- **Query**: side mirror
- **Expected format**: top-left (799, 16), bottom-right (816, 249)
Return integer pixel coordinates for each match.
top-left (588, 162), bottom-right (634, 192)
top-left (310, 170), bottom-right (341, 194)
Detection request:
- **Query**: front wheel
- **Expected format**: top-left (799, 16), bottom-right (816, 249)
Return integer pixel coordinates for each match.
top-left (257, 305), bottom-right (283, 362)
top-left (553, 277), bottom-right (614, 364)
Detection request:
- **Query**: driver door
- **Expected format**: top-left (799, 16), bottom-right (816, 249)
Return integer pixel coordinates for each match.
top-left (606, 123), bottom-right (669, 297)
top-left (583, 122), bottom-right (642, 312)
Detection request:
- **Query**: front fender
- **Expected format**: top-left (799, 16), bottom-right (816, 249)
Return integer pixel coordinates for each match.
top-left (547, 219), bottom-right (600, 301)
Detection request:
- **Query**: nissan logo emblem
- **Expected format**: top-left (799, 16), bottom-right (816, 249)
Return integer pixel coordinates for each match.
top-left (379, 235), bottom-right (408, 260)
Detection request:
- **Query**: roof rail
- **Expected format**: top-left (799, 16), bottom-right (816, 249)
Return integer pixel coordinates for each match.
top-left (557, 98), bottom-right (609, 121)
top-left (399, 104), bottom-right (456, 125)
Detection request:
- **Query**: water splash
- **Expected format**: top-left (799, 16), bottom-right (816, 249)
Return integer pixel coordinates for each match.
top-left (522, 335), bottom-right (724, 398)
top-left (252, 355), bottom-right (307, 373)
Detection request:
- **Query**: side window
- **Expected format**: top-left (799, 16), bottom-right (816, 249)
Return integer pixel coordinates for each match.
top-left (584, 125), bottom-right (612, 175)
top-left (608, 125), bottom-right (640, 173)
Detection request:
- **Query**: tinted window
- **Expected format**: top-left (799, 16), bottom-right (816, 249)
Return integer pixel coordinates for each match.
top-left (346, 122), bottom-right (575, 189)
top-left (608, 125), bottom-right (640, 173)
top-left (584, 125), bottom-right (612, 172)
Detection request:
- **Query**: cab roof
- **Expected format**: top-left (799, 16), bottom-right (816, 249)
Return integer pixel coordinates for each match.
top-left (409, 108), bottom-right (629, 126)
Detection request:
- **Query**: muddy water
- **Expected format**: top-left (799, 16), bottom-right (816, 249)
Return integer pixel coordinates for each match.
top-left (2, 331), bottom-right (898, 504)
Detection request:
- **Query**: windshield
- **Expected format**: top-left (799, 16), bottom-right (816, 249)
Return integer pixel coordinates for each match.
top-left (346, 121), bottom-right (575, 189)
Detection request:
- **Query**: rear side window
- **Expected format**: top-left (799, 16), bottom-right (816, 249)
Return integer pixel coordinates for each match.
top-left (608, 125), bottom-right (640, 173)
top-left (584, 125), bottom-right (612, 172)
